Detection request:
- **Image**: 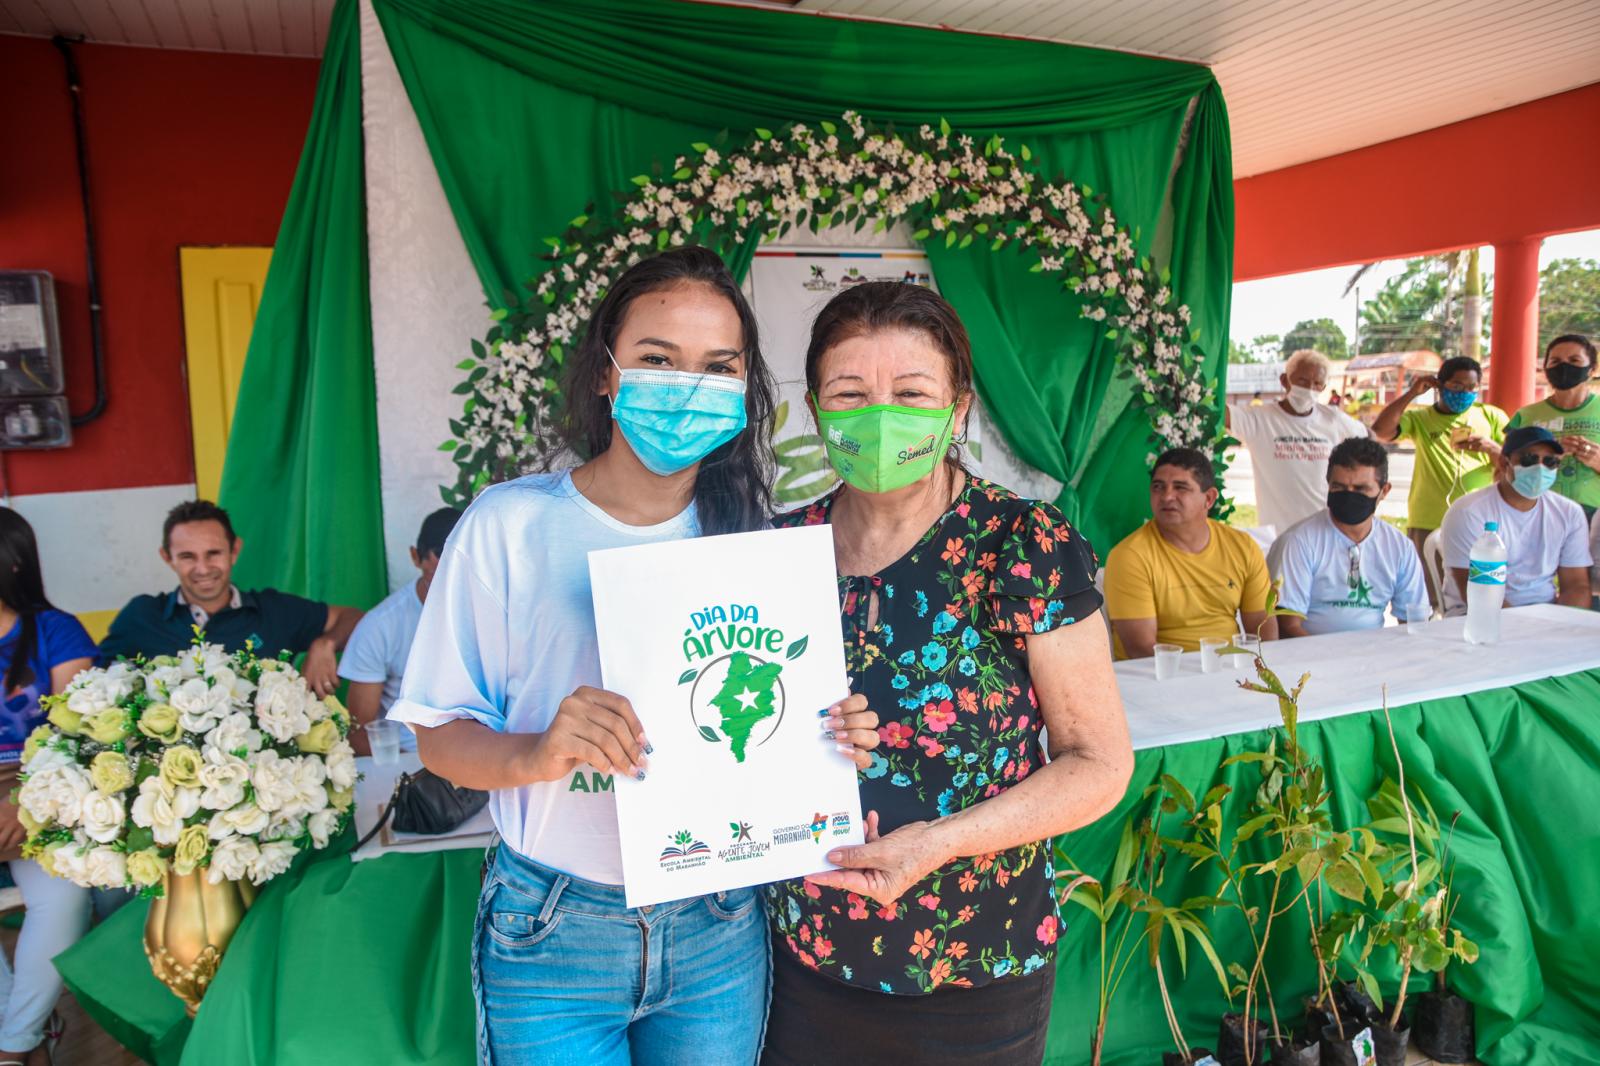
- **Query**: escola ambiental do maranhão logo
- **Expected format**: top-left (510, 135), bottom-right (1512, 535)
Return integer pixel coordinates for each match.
top-left (678, 602), bottom-right (809, 763)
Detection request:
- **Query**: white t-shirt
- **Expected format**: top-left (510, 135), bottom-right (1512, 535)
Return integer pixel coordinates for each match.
top-left (1438, 485), bottom-right (1593, 610)
top-left (338, 581), bottom-right (424, 751)
top-left (1591, 509), bottom-right (1600, 593)
top-left (1229, 402), bottom-right (1369, 534)
top-left (1272, 511), bottom-right (1427, 634)
top-left (390, 471), bottom-right (699, 885)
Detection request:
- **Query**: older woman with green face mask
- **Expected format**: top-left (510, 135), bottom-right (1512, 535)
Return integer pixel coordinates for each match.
top-left (759, 282), bottom-right (1134, 1066)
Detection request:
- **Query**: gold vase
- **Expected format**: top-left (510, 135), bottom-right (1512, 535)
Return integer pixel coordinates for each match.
top-left (143, 869), bottom-right (257, 1016)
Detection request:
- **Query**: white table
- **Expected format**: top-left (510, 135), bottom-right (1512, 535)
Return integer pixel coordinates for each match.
top-left (1114, 603), bottom-right (1600, 751)
top-left (349, 751), bottom-right (495, 863)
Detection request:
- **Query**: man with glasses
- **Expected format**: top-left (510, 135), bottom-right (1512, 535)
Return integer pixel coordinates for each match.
top-left (1272, 438), bottom-right (1427, 636)
top-left (1439, 426), bottom-right (1592, 611)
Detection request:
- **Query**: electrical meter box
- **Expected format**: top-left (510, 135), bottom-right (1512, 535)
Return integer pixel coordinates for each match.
top-left (0, 271), bottom-right (72, 449)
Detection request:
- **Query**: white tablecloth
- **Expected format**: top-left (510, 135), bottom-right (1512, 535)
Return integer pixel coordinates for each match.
top-left (350, 752), bottom-right (495, 863)
top-left (1115, 603), bottom-right (1600, 751)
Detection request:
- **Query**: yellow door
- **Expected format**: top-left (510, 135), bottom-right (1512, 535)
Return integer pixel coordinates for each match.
top-left (179, 246), bottom-right (272, 503)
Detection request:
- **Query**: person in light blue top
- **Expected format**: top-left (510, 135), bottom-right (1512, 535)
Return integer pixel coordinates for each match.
top-left (389, 248), bottom-right (880, 1066)
top-left (338, 506), bottom-right (462, 755)
top-left (0, 509), bottom-right (97, 1063)
top-left (1272, 437), bottom-right (1428, 635)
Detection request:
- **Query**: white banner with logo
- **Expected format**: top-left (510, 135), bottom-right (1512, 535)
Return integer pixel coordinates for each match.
top-left (590, 524), bottom-right (864, 908)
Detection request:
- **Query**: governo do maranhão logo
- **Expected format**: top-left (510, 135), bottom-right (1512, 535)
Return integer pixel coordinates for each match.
top-left (678, 602), bottom-right (809, 763)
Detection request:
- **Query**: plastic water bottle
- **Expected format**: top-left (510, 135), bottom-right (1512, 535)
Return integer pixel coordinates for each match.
top-left (1464, 521), bottom-right (1507, 645)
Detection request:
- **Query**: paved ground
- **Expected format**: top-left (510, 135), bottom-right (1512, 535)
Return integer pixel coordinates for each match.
top-left (1224, 441), bottom-right (1415, 525)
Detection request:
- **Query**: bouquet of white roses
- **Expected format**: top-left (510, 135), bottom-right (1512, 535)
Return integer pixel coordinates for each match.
top-left (15, 639), bottom-right (357, 894)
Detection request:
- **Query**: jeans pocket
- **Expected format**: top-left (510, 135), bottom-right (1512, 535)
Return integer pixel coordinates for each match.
top-left (484, 880), bottom-right (567, 950)
top-left (703, 887), bottom-right (758, 922)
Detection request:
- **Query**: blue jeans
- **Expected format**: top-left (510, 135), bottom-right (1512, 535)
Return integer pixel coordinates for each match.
top-left (472, 843), bottom-right (770, 1066)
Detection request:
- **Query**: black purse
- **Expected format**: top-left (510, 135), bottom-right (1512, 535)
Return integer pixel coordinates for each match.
top-left (354, 768), bottom-right (489, 851)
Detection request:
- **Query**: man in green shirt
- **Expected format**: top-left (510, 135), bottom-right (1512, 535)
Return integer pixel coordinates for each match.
top-left (1508, 334), bottom-right (1600, 520)
top-left (1372, 355), bottom-right (1508, 605)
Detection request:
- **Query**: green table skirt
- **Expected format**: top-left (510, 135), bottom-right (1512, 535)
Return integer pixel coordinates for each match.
top-left (58, 669), bottom-right (1600, 1065)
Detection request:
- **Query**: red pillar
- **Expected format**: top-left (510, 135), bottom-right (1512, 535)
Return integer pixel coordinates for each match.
top-left (1487, 237), bottom-right (1542, 414)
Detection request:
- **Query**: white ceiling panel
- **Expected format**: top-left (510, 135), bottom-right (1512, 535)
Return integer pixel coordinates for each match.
top-left (1, 0), bottom-right (1596, 177)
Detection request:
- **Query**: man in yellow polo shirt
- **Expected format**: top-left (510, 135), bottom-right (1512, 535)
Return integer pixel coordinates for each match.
top-left (1105, 447), bottom-right (1278, 659)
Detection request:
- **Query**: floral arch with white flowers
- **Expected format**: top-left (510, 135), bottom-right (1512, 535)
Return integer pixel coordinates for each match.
top-left (436, 111), bottom-right (1223, 509)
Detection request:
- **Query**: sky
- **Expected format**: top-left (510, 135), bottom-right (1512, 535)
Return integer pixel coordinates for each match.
top-left (1229, 228), bottom-right (1600, 351)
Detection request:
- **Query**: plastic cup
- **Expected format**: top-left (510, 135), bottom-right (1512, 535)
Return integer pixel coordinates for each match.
top-left (367, 719), bottom-right (402, 765)
top-left (1230, 634), bottom-right (1261, 671)
top-left (1199, 637), bottom-right (1228, 674)
top-left (1153, 643), bottom-right (1182, 680)
top-left (1404, 602), bottom-right (1432, 635)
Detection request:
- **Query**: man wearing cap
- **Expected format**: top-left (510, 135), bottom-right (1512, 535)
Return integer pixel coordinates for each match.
top-left (338, 507), bottom-right (463, 754)
top-left (1438, 426), bottom-right (1592, 612)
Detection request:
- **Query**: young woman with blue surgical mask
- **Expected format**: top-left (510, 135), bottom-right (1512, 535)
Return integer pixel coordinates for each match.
top-left (1373, 354), bottom-right (1509, 605)
top-left (392, 247), bottom-right (880, 1065)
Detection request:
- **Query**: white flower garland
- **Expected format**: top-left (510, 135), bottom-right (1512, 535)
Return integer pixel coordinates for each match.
top-left (439, 111), bottom-right (1225, 506)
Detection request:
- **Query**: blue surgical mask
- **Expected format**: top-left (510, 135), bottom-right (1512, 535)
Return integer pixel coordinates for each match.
top-left (1439, 387), bottom-right (1477, 414)
top-left (1510, 462), bottom-right (1558, 500)
top-left (607, 349), bottom-right (748, 476)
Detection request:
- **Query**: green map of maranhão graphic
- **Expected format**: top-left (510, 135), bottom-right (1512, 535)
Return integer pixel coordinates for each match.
top-left (711, 652), bottom-right (784, 761)
top-left (679, 602), bottom-right (809, 763)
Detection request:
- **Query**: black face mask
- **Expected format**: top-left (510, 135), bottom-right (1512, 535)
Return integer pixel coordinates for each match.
top-left (1546, 362), bottom-right (1593, 391)
top-left (1328, 490), bottom-right (1378, 525)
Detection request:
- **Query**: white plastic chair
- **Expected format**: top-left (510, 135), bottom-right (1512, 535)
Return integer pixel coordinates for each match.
top-left (1422, 528), bottom-right (1457, 615)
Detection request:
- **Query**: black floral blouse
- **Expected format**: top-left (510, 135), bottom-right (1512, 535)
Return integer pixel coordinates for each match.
top-left (765, 475), bottom-right (1103, 994)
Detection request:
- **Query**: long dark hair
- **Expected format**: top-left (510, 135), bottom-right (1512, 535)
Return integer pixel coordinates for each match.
top-left (0, 508), bottom-right (56, 694)
top-left (561, 246), bottom-right (776, 536)
top-left (804, 282), bottom-right (975, 472)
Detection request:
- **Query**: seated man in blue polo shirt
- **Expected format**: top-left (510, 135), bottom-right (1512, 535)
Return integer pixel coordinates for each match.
top-left (98, 500), bottom-right (363, 695)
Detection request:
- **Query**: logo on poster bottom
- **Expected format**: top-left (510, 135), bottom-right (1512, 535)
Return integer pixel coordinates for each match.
top-left (773, 813), bottom-right (830, 847)
top-left (659, 830), bottom-right (710, 873)
top-left (718, 819), bottom-right (772, 864)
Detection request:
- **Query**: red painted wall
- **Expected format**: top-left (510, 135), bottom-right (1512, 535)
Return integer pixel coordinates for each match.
top-left (1235, 83), bottom-right (1600, 281)
top-left (0, 37), bottom-right (318, 497)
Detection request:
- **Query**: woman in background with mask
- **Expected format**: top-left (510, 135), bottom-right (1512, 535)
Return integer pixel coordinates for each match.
top-left (393, 247), bottom-right (879, 1065)
top-left (759, 283), bottom-right (1133, 1066)
top-left (1373, 354), bottom-right (1508, 604)
top-left (1507, 334), bottom-right (1600, 521)
top-left (1225, 348), bottom-right (1368, 535)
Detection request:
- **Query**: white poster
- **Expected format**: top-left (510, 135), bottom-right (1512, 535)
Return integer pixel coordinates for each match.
top-left (589, 524), bottom-right (864, 907)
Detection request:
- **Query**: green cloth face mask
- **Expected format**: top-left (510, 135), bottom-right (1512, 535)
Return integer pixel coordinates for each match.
top-left (814, 399), bottom-right (957, 493)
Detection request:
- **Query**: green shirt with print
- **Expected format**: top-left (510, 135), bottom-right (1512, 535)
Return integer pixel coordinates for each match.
top-left (1508, 393), bottom-right (1600, 509)
top-left (1397, 402), bottom-right (1508, 529)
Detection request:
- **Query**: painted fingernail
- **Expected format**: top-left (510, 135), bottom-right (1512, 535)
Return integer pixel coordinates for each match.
top-left (817, 708), bottom-right (832, 718)
top-left (820, 720), bottom-right (837, 734)
top-left (835, 744), bottom-right (856, 756)
top-left (635, 770), bottom-right (647, 782)
top-left (821, 729), bottom-right (837, 740)
top-left (643, 742), bottom-right (655, 756)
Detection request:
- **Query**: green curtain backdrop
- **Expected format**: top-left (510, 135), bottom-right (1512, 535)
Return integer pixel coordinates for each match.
top-left (215, 0), bottom-right (385, 607)
top-left (370, 0), bottom-right (1232, 553)
top-left (58, 669), bottom-right (1600, 1064)
top-left (215, 0), bottom-right (1230, 588)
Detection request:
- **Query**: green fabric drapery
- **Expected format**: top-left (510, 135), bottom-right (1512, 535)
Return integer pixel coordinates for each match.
top-left (214, 0), bottom-right (387, 607)
top-left (58, 669), bottom-right (1600, 1064)
top-left (362, 0), bottom-right (1232, 553)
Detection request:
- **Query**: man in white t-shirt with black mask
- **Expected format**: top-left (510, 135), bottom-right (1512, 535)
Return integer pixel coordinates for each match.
top-left (1227, 349), bottom-right (1369, 535)
top-left (339, 507), bottom-right (463, 753)
top-left (1273, 437), bottom-right (1428, 635)
top-left (1439, 426), bottom-right (1592, 612)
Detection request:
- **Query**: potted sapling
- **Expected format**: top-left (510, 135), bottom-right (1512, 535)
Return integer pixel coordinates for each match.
top-left (1365, 775), bottom-right (1478, 1063)
top-left (1143, 776), bottom-right (1234, 1066)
